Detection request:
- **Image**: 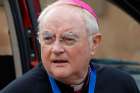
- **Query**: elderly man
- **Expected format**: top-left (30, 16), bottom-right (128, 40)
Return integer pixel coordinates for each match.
top-left (1, 0), bottom-right (139, 93)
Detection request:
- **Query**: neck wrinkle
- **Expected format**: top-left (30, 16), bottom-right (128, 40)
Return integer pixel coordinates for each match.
top-left (69, 67), bottom-right (89, 85)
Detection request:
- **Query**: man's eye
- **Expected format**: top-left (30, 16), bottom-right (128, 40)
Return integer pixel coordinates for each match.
top-left (44, 37), bottom-right (52, 40)
top-left (43, 36), bottom-right (54, 44)
top-left (63, 37), bottom-right (76, 45)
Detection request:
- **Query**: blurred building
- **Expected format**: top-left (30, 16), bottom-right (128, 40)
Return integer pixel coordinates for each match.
top-left (1, 0), bottom-right (139, 61)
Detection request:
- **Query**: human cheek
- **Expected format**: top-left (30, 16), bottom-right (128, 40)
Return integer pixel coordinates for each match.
top-left (69, 44), bottom-right (89, 63)
top-left (67, 47), bottom-right (82, 65)
top-left (41, 46), bottom-right (51, 63)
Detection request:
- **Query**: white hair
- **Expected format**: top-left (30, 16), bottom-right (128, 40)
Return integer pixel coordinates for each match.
top-left (38, 1), bottom-right (99, 35)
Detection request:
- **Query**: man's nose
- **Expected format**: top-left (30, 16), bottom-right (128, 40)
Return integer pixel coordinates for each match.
top-left (51, 41), bottom-right (64, 55)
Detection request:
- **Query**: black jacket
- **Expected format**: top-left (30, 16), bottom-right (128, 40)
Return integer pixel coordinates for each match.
top-left (1, 62), bottom-right (139, 93)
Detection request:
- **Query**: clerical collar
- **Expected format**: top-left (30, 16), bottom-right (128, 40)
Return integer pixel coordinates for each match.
top-left (71, 82), bottom-right (84, 91)
top-left (48, 66), bottom-right (96, 93)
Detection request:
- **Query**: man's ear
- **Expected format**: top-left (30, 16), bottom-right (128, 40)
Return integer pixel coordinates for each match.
top-left (91, 32), bottom-right (102, 56)
top-left (93, 33), bottom-right (102, 48)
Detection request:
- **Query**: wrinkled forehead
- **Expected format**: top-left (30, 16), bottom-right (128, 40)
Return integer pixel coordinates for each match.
top-left (44, 6), bottom-right (82, 20)
top-left (38, 5), bottom-right (86, 33)
top-left (38, 4), bottom-right (84, 24)
top-left (38, 1), bottom-right (81, 22)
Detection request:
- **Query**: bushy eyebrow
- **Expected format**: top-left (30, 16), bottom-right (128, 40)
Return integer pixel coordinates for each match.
top-left (62, 32), bottom-right (79, 39)
top-left (41, 31), bottom-right (54, 37)
top-left (39, 31), bottom-right (79, 40)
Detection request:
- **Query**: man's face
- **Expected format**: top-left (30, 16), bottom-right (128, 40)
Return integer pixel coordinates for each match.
top-left (39, 6), bottom-right (92, 82)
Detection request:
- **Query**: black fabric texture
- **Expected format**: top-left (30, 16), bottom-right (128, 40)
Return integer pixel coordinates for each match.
top-left (1, 62), bottom-right (139, 93)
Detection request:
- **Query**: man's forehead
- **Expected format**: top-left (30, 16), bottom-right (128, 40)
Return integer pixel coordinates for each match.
top-left (39, 20), bottom-right (85, 37)
top-left (39, 6), bottom-right (86, 30)
top-left (41, 23), bottom-right (84, 35)
top-left (41, 23), bottom-right (74, 33)
top-left (40, 4), bottom-right (85, 23)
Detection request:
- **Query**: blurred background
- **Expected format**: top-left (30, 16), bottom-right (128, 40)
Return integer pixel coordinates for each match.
top-left (0, 0), bottom-right (140, 90)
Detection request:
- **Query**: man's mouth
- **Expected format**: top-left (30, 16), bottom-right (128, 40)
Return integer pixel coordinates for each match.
top-left (52, 59), bottom-right (68, 63)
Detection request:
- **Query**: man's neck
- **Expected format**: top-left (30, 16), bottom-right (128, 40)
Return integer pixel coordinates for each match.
top-left (60, 68), bottom-right (89, 86)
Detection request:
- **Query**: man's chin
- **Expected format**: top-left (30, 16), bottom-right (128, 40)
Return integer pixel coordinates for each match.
top-left (51, 70), bottom-right (71, 80)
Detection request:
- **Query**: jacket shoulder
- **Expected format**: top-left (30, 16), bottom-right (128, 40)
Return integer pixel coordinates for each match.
top-left (90, 62), bottom-right (139, 93)
top-left (1, 63), bottom-right (50, 93)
